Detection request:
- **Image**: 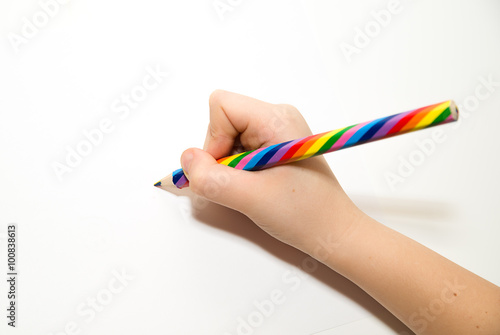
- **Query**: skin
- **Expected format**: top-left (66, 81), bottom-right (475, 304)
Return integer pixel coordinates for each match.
top-left (179, 90), bottom-right (500, 334)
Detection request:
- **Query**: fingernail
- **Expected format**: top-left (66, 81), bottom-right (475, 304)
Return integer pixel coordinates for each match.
top-left (181, 152), bottom-right (194, 176)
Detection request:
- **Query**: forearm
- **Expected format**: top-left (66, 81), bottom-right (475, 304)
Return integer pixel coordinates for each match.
top-left (308, 213), bottom-right (500, 334)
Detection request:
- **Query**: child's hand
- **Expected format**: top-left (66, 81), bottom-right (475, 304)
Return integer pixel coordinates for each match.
top-left (176, 90), bottom-right (500, 335)
top-left (179, 90), bottom-right (361, 254)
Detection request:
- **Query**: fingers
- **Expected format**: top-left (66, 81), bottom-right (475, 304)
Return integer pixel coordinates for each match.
top-left (181, 148), bottom-right (260, 212)
top-left (203, 90), bottom-right (312, 159)
top-left (184, 90), bottom-right (317, 212)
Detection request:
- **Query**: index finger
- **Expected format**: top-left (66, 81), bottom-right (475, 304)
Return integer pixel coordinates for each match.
top-left (203, 90), bottom-right (312, 159)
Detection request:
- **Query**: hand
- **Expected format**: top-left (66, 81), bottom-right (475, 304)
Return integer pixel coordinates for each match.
top-left (179, 90), bottom-right (362, 254)
top-left (177, 91), bottom-right (500, 335)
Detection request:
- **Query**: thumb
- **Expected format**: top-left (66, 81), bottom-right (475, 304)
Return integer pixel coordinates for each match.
top-left (181, 148), bottom-right (259, 211)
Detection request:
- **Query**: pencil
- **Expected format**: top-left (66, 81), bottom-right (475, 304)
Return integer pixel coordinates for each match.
top-left (155, 100), bottom-right (458, 190)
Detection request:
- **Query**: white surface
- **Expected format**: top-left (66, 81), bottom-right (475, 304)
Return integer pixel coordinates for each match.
top-left (313, 316), bottom-right (413, 335)
top-left (0, 0), bottom-right (499, 334)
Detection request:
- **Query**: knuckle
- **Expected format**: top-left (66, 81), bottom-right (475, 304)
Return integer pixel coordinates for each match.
top-left (277, 103), bottom-right (300, 115)
top-left (274, 103), bottom-right (303, 121)
top-left (209, 89), bottom-right (226, 107)
top-left (262, 104), bottom-right (304, 136)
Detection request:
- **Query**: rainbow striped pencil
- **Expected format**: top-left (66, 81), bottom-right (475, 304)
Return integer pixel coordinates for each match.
top-left (155, 100), bottom-right (458, 189)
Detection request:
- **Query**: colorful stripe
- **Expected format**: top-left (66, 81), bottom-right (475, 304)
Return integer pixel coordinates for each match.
top-left (172, 100), bottom-right (458, 188)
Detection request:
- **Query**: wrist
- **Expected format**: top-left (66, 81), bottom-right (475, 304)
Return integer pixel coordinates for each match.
top-left (302, 199), bottom-right (368, 270)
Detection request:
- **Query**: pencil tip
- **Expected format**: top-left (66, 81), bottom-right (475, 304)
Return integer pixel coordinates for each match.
top-left (154, 174), bottom-right (177, 191)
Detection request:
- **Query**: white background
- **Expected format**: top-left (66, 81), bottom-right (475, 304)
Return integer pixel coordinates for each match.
top-left (1, 0), bottom-right (499, 334)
